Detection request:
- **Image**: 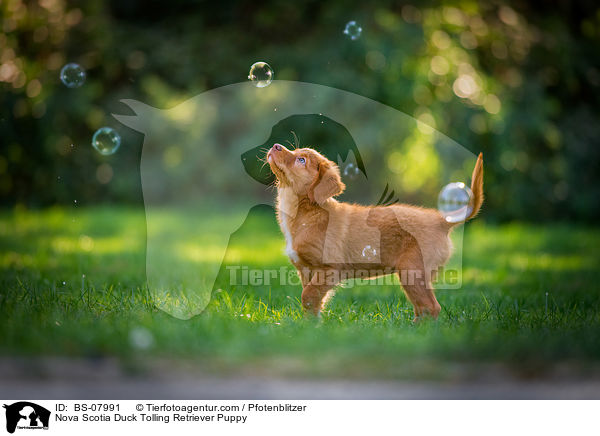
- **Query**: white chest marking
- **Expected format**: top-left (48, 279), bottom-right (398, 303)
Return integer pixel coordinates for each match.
top-left (281, 214), bottom-right (300, 263)
top-left (277, 188), bottom-right (300, 263)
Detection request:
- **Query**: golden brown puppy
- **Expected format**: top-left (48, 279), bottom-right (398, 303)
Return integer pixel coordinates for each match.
top-left (267, 143), bottom-right (483, 320)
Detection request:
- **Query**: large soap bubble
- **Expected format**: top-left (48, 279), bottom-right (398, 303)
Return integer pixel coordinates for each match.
top-left (438, 182), bottom-right (473, 223)
top-left (343, 21), bottom-right (362, 40)
top-left (343, 162), bottom-right (360, 180)
top-left (60, 63), bottom-right (86, 88)
top-left (92, 127), bottom-right (121, 156)
top-left (248, 62), bottom-right (274, 88)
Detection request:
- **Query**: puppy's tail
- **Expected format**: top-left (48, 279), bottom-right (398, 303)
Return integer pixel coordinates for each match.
top-left (446, 152), bottom-right (483, 225)
top-left (466, 152), bottom-right (484, 221)
top-left (467, 153), bottom-right (483, 220)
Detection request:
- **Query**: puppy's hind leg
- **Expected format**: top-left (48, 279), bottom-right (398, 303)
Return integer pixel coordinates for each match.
top-left (396, 253), bottom-right (441, 322)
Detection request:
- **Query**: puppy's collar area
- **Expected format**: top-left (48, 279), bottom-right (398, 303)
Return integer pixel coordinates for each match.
top-left (276, 187), bottom-right (300, 218)
top-left (276, 187), bottom-right (335, 218)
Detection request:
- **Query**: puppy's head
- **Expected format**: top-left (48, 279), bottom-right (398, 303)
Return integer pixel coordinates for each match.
top-left (267, 143), bottom-right (345, 204)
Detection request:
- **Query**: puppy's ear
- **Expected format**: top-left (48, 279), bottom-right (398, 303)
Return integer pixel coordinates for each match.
top-left (308, 163), bottom-right (345, 205)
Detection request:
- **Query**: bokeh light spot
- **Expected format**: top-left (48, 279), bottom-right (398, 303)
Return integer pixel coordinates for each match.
top-left (430, 56), bottom-right (450, 75)
top-left (96, 163), bottom-right (114, 184)
top-left (366, 51), bottom-right (386, 70)
top-left (129, 327), bottom-right (154, 350)
top-left (78, 235), bottom-right (94, 252)
top-left (453, 74), bottom-right (479, 98)
top-left (163, 146), bottom-right (183, 169)
top-left (483, 94), bottom-right (501, 114)
top-left (431, 30), bottom-right (451, 50)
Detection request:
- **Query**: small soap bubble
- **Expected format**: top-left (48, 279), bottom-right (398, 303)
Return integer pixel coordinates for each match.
top-left (343, 163), bottom-right (360, 180)
top-left (343, 20), bottom-right (362, 40)
top-left (60, 63), bottom-right (86, 88)
top-left (438, 182), bottom-right (473, 223)
top-left (92, 127), bottom-right (121, 156)
top-left (248, 62), bottom-right (274, 88)
top-left (362, 245), bottom-right (377, 261)
top-left (129, 327), bottom-right (154, 350)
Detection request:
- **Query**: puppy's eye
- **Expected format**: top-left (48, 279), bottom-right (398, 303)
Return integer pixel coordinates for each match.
top-left (297, 157), bottom-right (306, 165)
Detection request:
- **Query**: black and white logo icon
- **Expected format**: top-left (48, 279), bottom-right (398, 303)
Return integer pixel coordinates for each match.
top-left (3, 402), bottom-right (50, 434)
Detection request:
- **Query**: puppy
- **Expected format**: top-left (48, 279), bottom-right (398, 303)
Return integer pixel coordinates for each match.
top-left (267, 143), bottom-right (483, 320)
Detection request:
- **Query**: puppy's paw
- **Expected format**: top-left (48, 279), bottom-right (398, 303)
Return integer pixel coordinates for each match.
top-left (302, 307), bottom-right (324, 326)
top-left (412, 310), bottom-right (441, 323)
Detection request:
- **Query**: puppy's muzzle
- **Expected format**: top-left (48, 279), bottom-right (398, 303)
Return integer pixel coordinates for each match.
top-left (267, 143), bottom-right (285, 164)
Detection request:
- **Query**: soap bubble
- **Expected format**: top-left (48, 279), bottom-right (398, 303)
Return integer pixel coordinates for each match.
top-left (60, 63), bottom-right (86, 88)
top-left (343, 163), bottom-right (360, 180)
top-left (129, 327), bottom-right (154, 350)
top-left (438, 182), bottom-right (473, 223)
top-left (248, 62), bottom-right (274, 88)
top-left (362, 245), bottom-right (377, 261)
top-left (343, 20), bottom-right (362, 40)
top-left (92, 127), bottom-right (121, 155)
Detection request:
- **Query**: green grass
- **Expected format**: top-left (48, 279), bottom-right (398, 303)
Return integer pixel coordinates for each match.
top-left (1, 205), bottom-right (600, 379)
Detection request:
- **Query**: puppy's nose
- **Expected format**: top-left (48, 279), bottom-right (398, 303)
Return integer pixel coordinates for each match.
top-left (273, 143), bottom-right (282, 151)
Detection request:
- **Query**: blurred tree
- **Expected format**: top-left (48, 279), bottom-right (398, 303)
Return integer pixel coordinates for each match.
top-left (1, 0), bottom-right (599, 222)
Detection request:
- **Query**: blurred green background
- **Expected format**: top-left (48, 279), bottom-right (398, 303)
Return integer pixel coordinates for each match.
top-left (2, 1), bottom-right (600, 390)
top-left (2, 0), bottom-right (599, 222)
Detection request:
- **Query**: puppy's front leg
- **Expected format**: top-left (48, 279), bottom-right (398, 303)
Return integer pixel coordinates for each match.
top-left (300, 269), bottom-right (338, 316)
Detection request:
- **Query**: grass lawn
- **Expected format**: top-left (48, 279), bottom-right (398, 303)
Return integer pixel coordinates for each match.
top-left (1, 205), bottom-right (600, 380)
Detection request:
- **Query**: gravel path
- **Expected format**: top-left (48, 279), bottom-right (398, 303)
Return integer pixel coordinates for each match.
top-left (1, 358), bottom-right (599, 399)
